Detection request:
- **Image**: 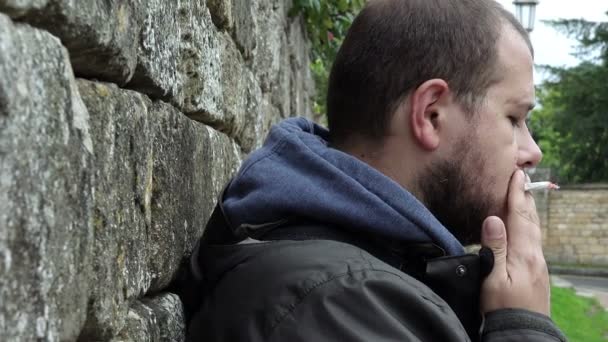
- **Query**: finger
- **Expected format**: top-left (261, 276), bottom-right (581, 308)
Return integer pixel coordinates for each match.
top-left (506, 170), bottom-right (541, 250)
top-left (481, 216), bottom-right (508, 279)
top-left (509, 169), bottom-right (537, 212)
top-left (507, 169), bottom-right (527, 211)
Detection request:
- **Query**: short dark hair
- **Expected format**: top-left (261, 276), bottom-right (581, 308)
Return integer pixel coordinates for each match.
top-left (327, 0), bottom-right (532, 143)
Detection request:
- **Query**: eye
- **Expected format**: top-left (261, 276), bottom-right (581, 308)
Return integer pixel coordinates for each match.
top-left (508, 116), bottom-right (521, 128)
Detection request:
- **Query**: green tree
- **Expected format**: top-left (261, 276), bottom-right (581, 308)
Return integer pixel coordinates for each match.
top-left (531, 14), bottom-right (608, 183)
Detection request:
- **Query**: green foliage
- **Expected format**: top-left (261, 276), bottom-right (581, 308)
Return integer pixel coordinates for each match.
top-left (544, 17), bottom-right (608, 62)
top-left (291, 0), bottom-right (365, 116)
top-left (551, 285), bottom-right (608, 342)
top-left (530, 14), bottom-right (608, 183)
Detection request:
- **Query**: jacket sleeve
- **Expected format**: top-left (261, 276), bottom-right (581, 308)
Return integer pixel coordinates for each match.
top-left (482, 309), bottom-right (567, 342)
top-left (267, 268), bottom-right (471, 342)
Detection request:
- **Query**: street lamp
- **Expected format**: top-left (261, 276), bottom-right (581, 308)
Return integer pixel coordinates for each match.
top-left (513, 0), bottom-right (539, 32)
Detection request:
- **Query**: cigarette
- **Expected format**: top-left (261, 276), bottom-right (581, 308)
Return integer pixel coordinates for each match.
top-left (524, 181), bottom-right (560, 191)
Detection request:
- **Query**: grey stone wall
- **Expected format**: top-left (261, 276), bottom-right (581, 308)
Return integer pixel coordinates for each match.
top-left (0, 0), bottom-right (314, 340)
top-left (529, 170), bottom-right (608, 267)
top-left (543, 184), bottom-right (608, 267)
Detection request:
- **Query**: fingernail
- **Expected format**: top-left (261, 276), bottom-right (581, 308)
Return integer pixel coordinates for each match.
top-left (485, 218), bottom-right (503, 239)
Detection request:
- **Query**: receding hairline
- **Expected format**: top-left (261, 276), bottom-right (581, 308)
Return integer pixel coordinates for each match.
top-left (458, 18), bottom-right (536, 113)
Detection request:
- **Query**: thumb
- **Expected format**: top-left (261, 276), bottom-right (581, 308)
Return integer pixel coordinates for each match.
top-left (481, 216), bottom-right (507, 275)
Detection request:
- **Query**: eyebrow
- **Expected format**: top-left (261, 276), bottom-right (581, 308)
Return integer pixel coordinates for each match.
top-left (507, 99), bottom-right (536, 113)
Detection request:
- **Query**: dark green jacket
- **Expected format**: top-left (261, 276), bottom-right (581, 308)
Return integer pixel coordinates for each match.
top-left (184, 209), bottom-right (566, 342)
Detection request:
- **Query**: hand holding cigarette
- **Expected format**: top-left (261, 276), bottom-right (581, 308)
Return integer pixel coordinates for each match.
top-left (524, 181), bottom-right (560, 191)
top-left (480, 170), bottom-right (550, 316)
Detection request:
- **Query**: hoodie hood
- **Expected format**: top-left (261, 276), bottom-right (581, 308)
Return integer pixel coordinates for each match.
top-left (222, 117), bottom-right (465, 256)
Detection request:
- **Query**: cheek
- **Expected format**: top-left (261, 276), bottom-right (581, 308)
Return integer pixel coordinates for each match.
top-left (483, 132), bottom-right (517, 168)
top-left (493, 125), bottom-right (519, 165)
top-left (481, 144), bottom-right (516, 190)
top-left (479, 119), bottom-right (514, 147)
top-left (496, 119), bottom-right (517, 146)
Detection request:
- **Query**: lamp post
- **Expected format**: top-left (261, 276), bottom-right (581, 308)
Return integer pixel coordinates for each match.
top-left (513, 0), bottom-right (540, 32)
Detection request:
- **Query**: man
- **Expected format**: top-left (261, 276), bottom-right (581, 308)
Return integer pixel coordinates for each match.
top-left (184, 0), bottom-right (566, 340)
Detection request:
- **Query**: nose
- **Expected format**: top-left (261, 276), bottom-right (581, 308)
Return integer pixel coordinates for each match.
top-left (517, 126), bottom-right (543, 168)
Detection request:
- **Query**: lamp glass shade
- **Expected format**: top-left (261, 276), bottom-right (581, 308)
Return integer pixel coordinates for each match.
top-left (514, 1), bottom-right (538, 32)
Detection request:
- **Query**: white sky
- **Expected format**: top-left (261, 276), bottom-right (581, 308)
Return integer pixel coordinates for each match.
top-left (497, 0), bottom-right (608, 83)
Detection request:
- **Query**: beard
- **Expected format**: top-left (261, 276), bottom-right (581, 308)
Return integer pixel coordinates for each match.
top-left (417, 139), bottom-right (500, 245)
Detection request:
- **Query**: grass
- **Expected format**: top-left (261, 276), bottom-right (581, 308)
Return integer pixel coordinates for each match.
top-left (551, 263), bottom-right (608, 270)
top-left (551, 285), bottom-right (608, 342)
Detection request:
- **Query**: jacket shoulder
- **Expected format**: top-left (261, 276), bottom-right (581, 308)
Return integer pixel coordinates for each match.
top-left (266, 241), bottom-right (470, 341)
top-left (192, 239), bottom-right (467, 341)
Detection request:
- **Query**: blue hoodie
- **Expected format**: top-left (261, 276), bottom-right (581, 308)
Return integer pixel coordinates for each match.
top-left (222, 117), bottom-right (465, 256)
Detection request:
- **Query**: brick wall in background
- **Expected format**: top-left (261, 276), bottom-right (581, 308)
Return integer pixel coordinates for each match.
top-left (524, 169), bottom-right (606, 267)
top-left (543, 184), bottom-right (608, 267)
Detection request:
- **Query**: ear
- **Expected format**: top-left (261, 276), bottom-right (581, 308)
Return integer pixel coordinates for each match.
top-left (409, 79), bottom-right (450, 151)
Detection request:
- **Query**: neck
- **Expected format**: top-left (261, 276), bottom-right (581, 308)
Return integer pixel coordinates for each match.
top-left (333, 135), bottom-right (428, 202)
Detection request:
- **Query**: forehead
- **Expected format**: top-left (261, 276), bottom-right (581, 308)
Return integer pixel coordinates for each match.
top-left (488, 24), bottom-right (535, 105)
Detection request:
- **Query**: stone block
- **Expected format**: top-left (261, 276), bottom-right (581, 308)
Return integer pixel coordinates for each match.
top-left (18, 0), bottom-right (142, 85)
top-left (587, 244), bottom-right (605, 254)
top-left (76, 80), bottom-right (242, 337)
top-left (112, 293), bottom-right (185, 342)
top-left (171, 11), bottom-right (270, 152)
top-left (147, 101), bottom-right (242, 292)
top-left (172, 0), bottom-right (223, 124)
top-left (250, 0), bottom-right (285, 93)
top-left (77, 80), bottom-right (155, 340)
top-left (545, 236), bottom-right (560, 246)
top-left (127, 0), bottom-right (180, 99)
top-left (0, 0), bottom-right (47, 17)
top-left (231, 69), bottom-right (266, 151)
top-left (214, 32), bottom-right (249, 138)
top-left (570, 237), bottom-right (585, 245)
top-left (0, 14), bottom-right (93, 341)
top-left (232, 0), bottom-right (257, 60)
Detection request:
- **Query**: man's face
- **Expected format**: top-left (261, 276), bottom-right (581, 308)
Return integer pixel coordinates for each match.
top-left (420, 24), bottom-right (542, 245)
